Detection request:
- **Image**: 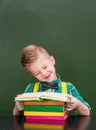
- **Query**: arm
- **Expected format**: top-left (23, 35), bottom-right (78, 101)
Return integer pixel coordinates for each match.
top-left (13, 83), bottom-right (34, 115)
top-left (65, 94), bottom-right (90, 115)
top-left (76, 100), bottom-right (90, 115)
top-left (65, 83), bottom-right (91, 115)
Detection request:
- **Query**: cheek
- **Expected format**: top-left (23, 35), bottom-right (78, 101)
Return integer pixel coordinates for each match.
top-left (34, 75), bottom-right (43, 81)
top-left (50, 65), bottom-right (56, 72)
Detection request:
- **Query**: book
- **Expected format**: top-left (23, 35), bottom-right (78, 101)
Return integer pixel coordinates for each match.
top-left (24, 111), bottom-right (65, 116)
top-left (15, 92), bottom-right (70, 102)
top-left (24, 101), bottom-right (64, 106)
top-left (25, 116), bottom-right (65, 121)
top-left (25, 119), bottom-right (66, 125)
top-left (24, 105), bottom-right (64, 112)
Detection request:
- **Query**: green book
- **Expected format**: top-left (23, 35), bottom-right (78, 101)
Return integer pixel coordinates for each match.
top-left (24, 105), bottom-right (65, 112)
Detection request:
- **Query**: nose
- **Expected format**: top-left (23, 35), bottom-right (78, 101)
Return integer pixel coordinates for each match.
top-left (41, 69), bottom-right (47, 76)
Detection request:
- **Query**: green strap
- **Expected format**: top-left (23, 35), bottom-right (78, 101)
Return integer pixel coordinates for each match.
top-left (33, 81), bottom-right (67, 94)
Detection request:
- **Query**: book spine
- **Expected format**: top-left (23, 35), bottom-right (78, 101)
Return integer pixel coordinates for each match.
top-left (24, 111), bottom-right (64, 116)
top-left (24, 105), bottom-right (64, 112)
top-left (25, 115), bottom-right (65, 120)
top-left (25, 119), bottom-right (66, 125)
top-left (24, 101), bottom-right (64, 106)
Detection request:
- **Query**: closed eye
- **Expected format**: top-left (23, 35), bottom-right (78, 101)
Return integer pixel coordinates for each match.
top-left (33, 72), bottom-right (40, 77)
top-left (43, 65), bottom-right (47, 69)
top-left (35, 73), bottom-right (39, 76)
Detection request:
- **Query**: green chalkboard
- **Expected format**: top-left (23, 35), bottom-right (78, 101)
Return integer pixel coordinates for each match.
top-left (0, 0), bottom-right (96, 114)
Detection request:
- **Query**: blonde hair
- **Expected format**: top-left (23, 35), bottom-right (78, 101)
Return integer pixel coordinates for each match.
top-left (21, 45), bottom-right (50, 69)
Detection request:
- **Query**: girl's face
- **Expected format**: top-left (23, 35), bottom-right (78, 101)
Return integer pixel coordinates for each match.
top-left (27, 55), bottom-right (57, 82)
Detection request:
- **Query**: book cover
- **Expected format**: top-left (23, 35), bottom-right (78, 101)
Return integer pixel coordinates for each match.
top-left (24, 111), bottom-right (65, 116)
top-left (24, 101), bottom-right (64, 106)
top-left (24, 105), bottom-right (64, 112)
top-left (25, 115), bottom-right (66, 121)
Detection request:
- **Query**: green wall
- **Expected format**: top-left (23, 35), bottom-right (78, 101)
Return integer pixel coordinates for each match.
top-left (0, 0), bottom-right (96, 114)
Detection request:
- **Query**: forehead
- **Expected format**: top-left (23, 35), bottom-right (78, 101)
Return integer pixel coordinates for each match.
top-left (28, 55), bottom-right (51, 72)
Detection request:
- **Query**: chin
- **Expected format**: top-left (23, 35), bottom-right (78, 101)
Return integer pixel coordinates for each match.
top-left (41, 75), bottom-right (56, 82)
top-left (45, 78), bottom-right (55, 83)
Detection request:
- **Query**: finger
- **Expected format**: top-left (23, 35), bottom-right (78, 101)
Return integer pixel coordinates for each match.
top-left (18, 104), bottom-right (24, 111)
top-left (17, 94), bottom-right (22, 97)
top-left (66, 94), bottom-right (72, 99)
top-left (65, 106), bottom-right (72, 111)
top-left (16, 102), bottom-right (24, 110)
top-left (65, 94), bottom-right (73, 103)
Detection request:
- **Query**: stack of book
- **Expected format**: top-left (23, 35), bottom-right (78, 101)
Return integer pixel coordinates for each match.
top-left (15, 92), bottom-right (70, 124)
top-left (24, 100), bottom-right (69, 123)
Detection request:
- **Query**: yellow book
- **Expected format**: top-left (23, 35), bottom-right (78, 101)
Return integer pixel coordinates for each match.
top-left (24, 111), bottom-right (64, 116)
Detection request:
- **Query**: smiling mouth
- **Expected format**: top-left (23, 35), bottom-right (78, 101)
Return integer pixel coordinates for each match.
top-left (45, 73), bottom-right (51, 79)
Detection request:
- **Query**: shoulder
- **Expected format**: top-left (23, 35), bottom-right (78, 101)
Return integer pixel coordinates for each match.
top-left (24, 82), bottom-right (36, 92)
top-left (66, 82), bottom-right (77, 94)
top-left (66, 82), bottom-right (75, 88)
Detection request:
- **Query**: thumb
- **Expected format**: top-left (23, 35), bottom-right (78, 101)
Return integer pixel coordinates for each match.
top-left (17, 94), bottom-right (22, 97)
top-left (66, 94), bottom-right (72, 98)
top-left (65, 94), bottom-right (72, 102)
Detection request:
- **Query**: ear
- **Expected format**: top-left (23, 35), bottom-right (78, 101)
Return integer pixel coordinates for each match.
top-left (50, 56), bottom-right (55, 65)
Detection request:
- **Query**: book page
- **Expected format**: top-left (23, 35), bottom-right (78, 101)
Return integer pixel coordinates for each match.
top-left (15, 92), bottom-right (70, 102)
top-left (15, 92), bottom-right (46, 101)
top-left (41, 92), bottom-right (70, 102)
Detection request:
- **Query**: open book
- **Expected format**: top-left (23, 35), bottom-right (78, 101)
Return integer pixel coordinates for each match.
top-left (15, 92), bottom-right (70, 102)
